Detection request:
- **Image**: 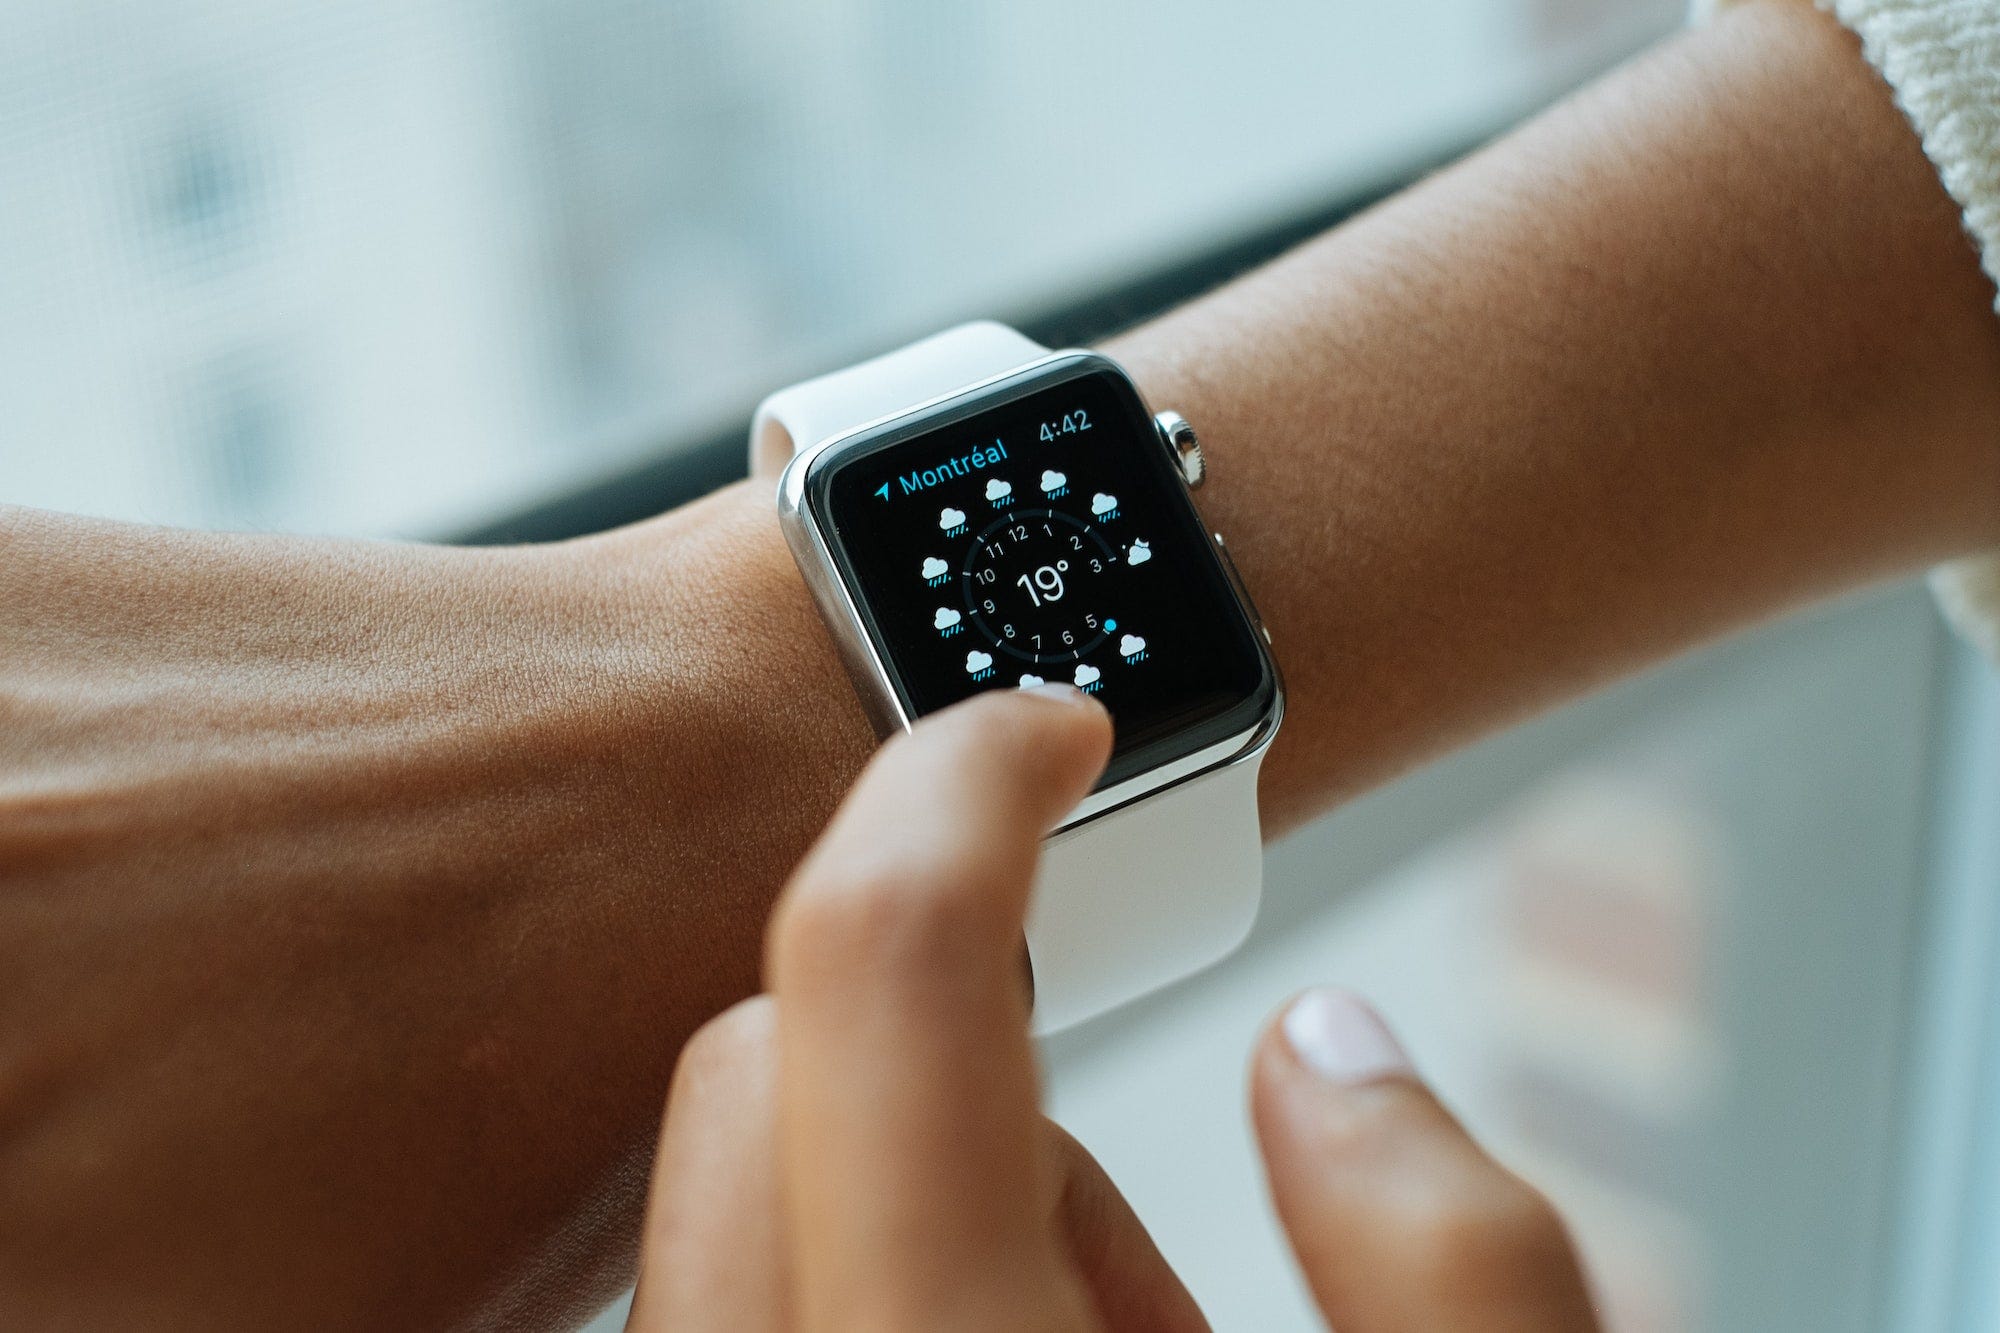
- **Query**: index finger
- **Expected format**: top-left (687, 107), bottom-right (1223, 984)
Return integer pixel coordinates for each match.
top-left (766, 685), bottom-right (1112, 1328)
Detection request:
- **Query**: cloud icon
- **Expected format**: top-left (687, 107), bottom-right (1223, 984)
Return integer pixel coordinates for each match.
top-left (965, 649), bottom-right (994, 674)
top-left (1090, 492), bottom-right (1118, 516)
top-left (1017, 674), bottom-right (1045, 688)
top-left (1126, 540), bottom-right (1151, 566)
top-left (938, 507), bottom-right (966, 531)
top-left (1119, 634), bottom-right (1147, 657)
top-left (1039, 469), bottom-right (1067, 493)
top-left (985, 478), bottom-right (1012, 502)
top-left (921, 555), bottom-right (948, 580)
top-left (1073, 663), bottom-right (1101, 687)
top-left (934, 607), bottom-right (962, 630)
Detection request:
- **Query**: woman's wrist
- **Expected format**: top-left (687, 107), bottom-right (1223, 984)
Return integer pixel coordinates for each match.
top-left (569, 477), bottom-right (876, 885)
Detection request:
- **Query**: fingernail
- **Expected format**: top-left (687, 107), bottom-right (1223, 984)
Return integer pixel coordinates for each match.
top-left (1282, 989), bottom-right (1412, 1085)
top-left (1019, 681), bottom-right (1096, 708)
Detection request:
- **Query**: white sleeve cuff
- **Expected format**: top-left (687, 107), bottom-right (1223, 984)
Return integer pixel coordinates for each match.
top-left (1693, 0), bottom-right (2000, 662)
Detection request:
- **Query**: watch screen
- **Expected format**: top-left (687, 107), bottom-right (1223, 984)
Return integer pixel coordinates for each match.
top-left (809, 358), bottom-right (1275, 788)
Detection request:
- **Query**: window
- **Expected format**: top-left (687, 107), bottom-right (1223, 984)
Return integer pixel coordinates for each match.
top-left (1, 0), bottom-right (1677, 537)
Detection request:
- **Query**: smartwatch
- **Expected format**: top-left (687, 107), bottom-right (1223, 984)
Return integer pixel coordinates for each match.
top-left (753, 321), bottom-right (1283, 1033)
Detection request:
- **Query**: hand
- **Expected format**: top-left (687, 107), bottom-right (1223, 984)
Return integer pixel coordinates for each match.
top-left (629, 688), bottom-right (1599, 1331)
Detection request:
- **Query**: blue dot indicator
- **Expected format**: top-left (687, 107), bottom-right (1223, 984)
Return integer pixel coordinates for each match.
top-left (1104, 619), bottom-right (1117, 631)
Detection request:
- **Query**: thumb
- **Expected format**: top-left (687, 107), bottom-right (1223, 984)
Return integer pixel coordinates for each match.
top-left (1249, 989), bottom-right (1598, 1333)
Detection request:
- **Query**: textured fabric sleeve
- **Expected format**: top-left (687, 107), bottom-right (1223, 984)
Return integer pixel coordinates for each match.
top-left (1693, 0), bottom-right (2000, 662)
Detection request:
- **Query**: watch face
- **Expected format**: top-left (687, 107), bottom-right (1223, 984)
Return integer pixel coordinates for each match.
top-left (804, 354), bottom-right (1276, 789)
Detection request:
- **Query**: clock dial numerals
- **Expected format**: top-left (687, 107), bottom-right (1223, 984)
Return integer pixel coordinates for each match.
top-left (962, 507), bottom-right (1117, 664)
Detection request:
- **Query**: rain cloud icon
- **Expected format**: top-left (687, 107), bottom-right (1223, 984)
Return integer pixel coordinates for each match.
top-left (934, 607), bottom-right (963, 633)
top-left (1090, 492), bottom-right (1119, 517)
top-left (1073, 663), bottom-right (1101, 688)
top-left (1017, 673), bottom-right (1045, 688)
top-left (965, 649), bottom-right (994, 677)
top-left (1039, 469), bottom-right (1068, 495)
top-left (1126, 540), bottom-right (1151, 566)
top-left (921, 555), bottom-right (949, 582)
top-left (939, 506), bottom-right (967, 533)
top-left (985, 477), bottom-right (1013, 503)
top-left (1119, 634), bottom-right (1147, 660)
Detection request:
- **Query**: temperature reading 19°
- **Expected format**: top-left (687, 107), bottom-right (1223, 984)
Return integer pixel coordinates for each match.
top-left (1016, 561), bottom-right (1066, 606)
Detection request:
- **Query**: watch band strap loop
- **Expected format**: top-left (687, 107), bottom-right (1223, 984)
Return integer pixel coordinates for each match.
top-left (749, 321), bottom-right (1047, 475)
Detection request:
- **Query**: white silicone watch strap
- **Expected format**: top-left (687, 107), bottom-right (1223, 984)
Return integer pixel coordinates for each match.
top-left (750, 321), bottom-right (1048, 475)
top-left (754, 322), bottom-right (1269, 1034)
top-left (1026, 751), bottom-right (1264, 1034)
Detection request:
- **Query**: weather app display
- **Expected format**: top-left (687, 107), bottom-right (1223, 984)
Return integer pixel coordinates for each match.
top-left (814, 364), bottom-right (1274, 788)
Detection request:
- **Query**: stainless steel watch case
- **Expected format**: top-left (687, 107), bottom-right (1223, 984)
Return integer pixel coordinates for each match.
top-left (774, 347), bottom-right (1283, 835)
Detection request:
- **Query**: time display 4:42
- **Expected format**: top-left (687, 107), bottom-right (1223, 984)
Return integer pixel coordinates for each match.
top-left (1037, 409), bottom-right (1090, 443)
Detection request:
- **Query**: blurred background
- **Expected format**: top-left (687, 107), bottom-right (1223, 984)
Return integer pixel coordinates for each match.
top-left (8, 1), bottom-right (2000, 1330)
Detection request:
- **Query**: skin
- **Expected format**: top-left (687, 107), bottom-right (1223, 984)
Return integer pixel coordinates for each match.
top-left (625, 688), bottom-right (1598, 1332)
top-left (0, 0), bottom-right (1995, 1325)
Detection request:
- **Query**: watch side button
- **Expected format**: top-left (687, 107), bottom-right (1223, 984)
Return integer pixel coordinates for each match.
top-left (1211, 531), bottom-right (1271, 646)
top-left (1154, 410), bottom-right (1204, 488)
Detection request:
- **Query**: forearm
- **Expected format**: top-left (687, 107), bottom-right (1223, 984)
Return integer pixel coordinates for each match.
top-left (1108, 0), bottom-right (2000, 827)
top-left (0, 503), bottom-right (869, 1328)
